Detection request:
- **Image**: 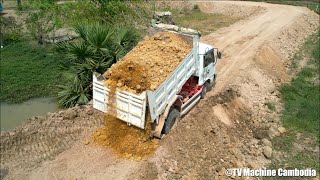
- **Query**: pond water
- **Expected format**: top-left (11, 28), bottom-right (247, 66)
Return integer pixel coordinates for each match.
top-left (0, 97), bottom-right (58, 131)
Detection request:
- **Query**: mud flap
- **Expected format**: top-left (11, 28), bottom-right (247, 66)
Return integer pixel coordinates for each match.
top-left (150, 115), bottom-right (166, 139)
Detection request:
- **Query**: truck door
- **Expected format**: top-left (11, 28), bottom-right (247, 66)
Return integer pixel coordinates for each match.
top-left (203, 48), bottom-right (216, 82)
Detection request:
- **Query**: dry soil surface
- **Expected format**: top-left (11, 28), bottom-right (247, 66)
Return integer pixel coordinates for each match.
top-left (1, 1), bottom-right (319, 179)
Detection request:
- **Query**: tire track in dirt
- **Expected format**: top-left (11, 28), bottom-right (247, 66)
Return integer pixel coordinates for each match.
top-left (0, 105), bottom-right (104, 178)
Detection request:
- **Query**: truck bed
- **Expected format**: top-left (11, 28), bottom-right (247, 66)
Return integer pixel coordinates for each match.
top-left (93, 33), bottom-right (199, 129)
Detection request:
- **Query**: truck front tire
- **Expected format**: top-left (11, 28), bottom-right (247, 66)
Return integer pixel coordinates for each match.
top-left (201, 78), bottom-right (216, 98)
top-left (162, 109), bottom-right (180, 134)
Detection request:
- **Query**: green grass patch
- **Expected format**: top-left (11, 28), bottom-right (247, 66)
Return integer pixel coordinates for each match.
top-left (280, 30), bottom-right (320, 139)
top-left (269, 30), bottom-right (319, 175)
top-left (0, 41), bottom-right (66, 103)
top-left (270, 151), bottom-right (320, 174)
top-left (163, 7), bottom-right (241, 35)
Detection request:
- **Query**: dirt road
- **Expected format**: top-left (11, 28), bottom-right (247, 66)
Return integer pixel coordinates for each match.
top-left (1, 1), bottom-right (318, 179)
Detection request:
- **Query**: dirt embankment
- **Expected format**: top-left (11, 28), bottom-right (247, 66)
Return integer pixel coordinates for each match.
top-left (0, 103), bottom-right (104, 178)
top-left (103, 31), bottom-right (192, 93)
top-left (0, 1), bottom-right (319, 179)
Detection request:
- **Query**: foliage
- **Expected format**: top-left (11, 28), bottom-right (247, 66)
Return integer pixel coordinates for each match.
top-left (0, 42), bottom-right (66, 103)
top-left (57, 23), bottom-right (138, 108)
top-left (25, 0), bottom-right (63, 44)
top-left (56, 0), bottom-right (152, 29)
top-left (0, 16), bottom-right (23, 45)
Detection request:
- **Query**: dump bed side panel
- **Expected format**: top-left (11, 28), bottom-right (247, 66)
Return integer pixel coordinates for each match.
top-left (147, 35), bottom-right (199, 122)
top-left (93, 74), bottom-right (147, 129)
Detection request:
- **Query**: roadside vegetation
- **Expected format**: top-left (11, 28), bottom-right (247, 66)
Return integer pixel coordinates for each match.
top-left (0, 42), bottom-right (65, 103)
top-left (270, 30), bottom-right (320, 172)
top-left (56, 23), bottom-right (138, 107)
top-left (1, 0), bottom-right (150, 106)
top-left (163, 5), bottom-right (241, 35)
top-left (1, 0), bottom-right (241, 108)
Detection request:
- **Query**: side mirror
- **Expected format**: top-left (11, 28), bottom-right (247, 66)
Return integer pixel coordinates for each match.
top-left (217, 51), bottom-right (222, 59)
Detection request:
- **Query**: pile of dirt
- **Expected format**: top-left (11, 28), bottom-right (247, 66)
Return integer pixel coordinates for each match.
top-left (103, 31), bottom-right (192, 93)
top-left (90, 115), bottom-right (159, 159)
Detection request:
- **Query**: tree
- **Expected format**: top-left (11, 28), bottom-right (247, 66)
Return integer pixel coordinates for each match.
top-left (25, 1), bottom-right (62, 44)
top-left (57, 23), bottom-right (138, 108)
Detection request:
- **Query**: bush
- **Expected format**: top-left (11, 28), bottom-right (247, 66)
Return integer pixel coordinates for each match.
top-left (25, 1), bottom-right (62, 44)
top-left (57, 23), bottom-right (139, 108)
top-left (0, 16), bottom-right (23, 45)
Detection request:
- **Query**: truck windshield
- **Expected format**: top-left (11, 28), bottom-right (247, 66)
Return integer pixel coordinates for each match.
top-left (204, 49), bottom-right (215, 67)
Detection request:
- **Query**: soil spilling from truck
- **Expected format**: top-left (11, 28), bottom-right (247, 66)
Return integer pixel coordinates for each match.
top-left (91, 64), bottom-right (158, 158)
top-left (90, 114), bottom-right (159, 159)
top-left (103, 31), bottom-right (192, 92)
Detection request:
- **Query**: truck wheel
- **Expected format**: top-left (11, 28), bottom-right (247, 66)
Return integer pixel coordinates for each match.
top-left (207, 80), bottom-right (215, 92)
top-left (201, 83), bottom-right (208, 99)
top-left (162, 109), bottom-right (180, 134)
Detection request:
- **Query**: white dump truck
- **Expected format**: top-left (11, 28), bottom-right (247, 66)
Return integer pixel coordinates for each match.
top-left (93, 31), bottom-right (221, 138)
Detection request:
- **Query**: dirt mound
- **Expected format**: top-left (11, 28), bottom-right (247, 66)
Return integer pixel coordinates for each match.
top-left (90, 115), bottom-right (159, 159)
top-left (0, 104), bottom-right (104, 178)
top-left (103, 31), bottom-right (192, 93)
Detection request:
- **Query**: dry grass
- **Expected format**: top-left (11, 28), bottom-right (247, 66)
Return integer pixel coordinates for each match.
top-left (168, 7), bottom-right (242, 35)
top-left (3, 0), bottom-right (17, 9)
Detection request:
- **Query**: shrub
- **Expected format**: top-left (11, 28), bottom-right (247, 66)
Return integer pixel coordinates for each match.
top-left (0, 16), bottom-right (23, 45)
top-left (57, 23), bottom-right (138, 108)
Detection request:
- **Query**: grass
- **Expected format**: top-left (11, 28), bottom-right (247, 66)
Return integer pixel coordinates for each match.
top-left (0, 41), bottom-right (66, 103)
top-left (280, 30), bottom-right (320, 139)
top-left (270, 151), bottom-right (320, 175)
top-left (272, 132), bottom-right (296, 152)
top-left (163, 7), bottom-right (241, 35)
top-left (269, 30), bottom-right (319, 174)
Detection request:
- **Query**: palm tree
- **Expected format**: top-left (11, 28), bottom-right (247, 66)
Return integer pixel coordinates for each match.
top-left (57, 23), bottom-right (138, 108)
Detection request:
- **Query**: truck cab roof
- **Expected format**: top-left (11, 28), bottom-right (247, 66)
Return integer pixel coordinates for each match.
top-left (199, 42), bottom-right (214, 55)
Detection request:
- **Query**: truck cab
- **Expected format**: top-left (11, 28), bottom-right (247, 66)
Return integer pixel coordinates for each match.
top-left (198, 42), bottom-right (219, 85)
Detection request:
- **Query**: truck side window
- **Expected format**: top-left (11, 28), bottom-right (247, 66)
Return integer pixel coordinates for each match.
top-left (204, 49), bottom-right (215, 67)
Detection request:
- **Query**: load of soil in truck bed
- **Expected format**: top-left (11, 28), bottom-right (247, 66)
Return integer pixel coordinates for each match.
top-left (103, 31), bottom-right (192, 94)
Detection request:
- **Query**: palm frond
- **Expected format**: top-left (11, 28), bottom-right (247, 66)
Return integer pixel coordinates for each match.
top-left (86, 23), bottom-right (114, 53)
top-left (113, 26), bottom-right (138, 51)
top-left (74, 23), bottom-right (90, 41)
top-left (64, 42), bottom-right (92, 62)
top-left (57, 22), bottom-right (138, 108)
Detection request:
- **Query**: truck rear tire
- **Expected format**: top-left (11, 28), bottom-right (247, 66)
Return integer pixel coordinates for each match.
top-left (162, 109), bottom-right (180, 134)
